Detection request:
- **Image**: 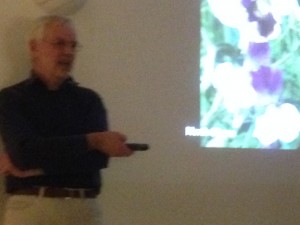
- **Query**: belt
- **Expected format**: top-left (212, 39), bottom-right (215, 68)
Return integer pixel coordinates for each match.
top-left (9, 187), bottom-right (98, 199)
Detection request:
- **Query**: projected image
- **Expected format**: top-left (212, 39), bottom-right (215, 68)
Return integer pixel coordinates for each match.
top-left (199, 0), bottom-right (300, 150)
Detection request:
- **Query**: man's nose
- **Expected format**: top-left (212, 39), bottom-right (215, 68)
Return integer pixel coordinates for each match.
top-left (62, 43), bottom-right (78, 54)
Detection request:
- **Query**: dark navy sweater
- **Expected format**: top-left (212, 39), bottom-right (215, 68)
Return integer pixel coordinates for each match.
top-left (0, 76), bottom-right (109, 193)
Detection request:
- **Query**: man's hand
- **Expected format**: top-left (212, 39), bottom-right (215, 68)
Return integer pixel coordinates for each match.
top-left (86, 131), bottom-right (133, 157)
top-left (0, 152), bottom-right (43, 178)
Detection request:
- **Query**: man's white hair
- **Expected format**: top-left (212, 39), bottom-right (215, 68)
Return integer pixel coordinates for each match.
top-left (28, 15), bottom-right (74, 42)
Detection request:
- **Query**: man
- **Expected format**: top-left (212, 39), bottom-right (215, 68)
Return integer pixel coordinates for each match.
top-left (0, 15), bottom-right (133, 225)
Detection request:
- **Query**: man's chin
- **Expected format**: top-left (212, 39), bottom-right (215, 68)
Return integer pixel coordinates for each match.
top-left (54, 72), bottom-right (70, 81)
top-left (58, 68), bottom-right (72, 77)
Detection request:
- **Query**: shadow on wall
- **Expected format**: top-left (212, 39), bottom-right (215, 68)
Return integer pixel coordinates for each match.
top-left (3, 17), bottom-right (32, 85)
top-left (0, 139), bottom-right (7, 223)
top-left (0, 17), bottom-right (33, 223)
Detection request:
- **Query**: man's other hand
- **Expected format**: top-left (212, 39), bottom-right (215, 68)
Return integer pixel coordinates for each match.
top-left (0, 152), bottom-right (43, 177)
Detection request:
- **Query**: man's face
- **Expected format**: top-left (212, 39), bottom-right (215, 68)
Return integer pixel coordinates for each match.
top-left (30, 22), bottom-right (78, 81)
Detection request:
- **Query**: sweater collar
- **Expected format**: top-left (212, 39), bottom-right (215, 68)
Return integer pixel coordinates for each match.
top-left (28, 71), bottom-right (77, 91)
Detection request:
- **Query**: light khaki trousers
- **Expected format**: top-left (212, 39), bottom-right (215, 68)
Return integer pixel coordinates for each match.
top-left (3, 195), bottom-right (102, 225)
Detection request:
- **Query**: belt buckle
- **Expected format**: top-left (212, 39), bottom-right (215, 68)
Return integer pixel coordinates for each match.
top-left (38, 187), bottom-right (46, 197)
top-left (65, 188), bottom-right (85, 199)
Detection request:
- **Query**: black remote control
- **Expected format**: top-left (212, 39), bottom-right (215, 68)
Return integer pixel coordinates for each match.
top-left (126, 143), bottom-right (149, 151)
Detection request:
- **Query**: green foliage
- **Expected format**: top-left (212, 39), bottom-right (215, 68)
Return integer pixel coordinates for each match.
top-left (199, 0), bottom-right (300, 149)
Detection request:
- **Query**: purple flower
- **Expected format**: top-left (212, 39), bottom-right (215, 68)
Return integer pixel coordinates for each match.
top-left (241, 0), bottom-right (257, 22)
top-left (241, 0), bottom-right (277, 37)
top-left (241, 0), bottom-right (253, 8)
top-left (257, 13), bottom-right (276, 37)
top-left (248, 42), bottom-right (270, 62)
top-left (251, 66), bottom-right (283, 94)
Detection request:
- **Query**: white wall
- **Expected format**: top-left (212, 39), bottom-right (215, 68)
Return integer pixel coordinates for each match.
top-left (1, 1), bottom-right (300, 225)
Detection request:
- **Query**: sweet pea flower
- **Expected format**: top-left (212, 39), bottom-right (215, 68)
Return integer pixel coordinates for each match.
top-left (253, 103), bottom-right (300, 146)
top-left (250, 66), bottom-right (283, 95)
top-left (270, 0), bottom-right (300, 18)
top-left (212, 62), bottom-right (257, 112)
top-left (247, 42), bottom-right (271, 66)
top-left (241, 1), bottom-right (281, 42)
top-left (241, 0), bottom-right (257, 21)
top-left (207, 0), bottom-right (248, 28)
top-left (257, 13), bottom-right (276, 37)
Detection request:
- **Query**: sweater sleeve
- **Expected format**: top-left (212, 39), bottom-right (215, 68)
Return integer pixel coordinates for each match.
top-left (42, 92), bottom-right (110, 174)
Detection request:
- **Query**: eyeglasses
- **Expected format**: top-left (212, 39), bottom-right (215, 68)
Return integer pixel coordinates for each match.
top-left (44, 40), bottom-right (82, 51)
